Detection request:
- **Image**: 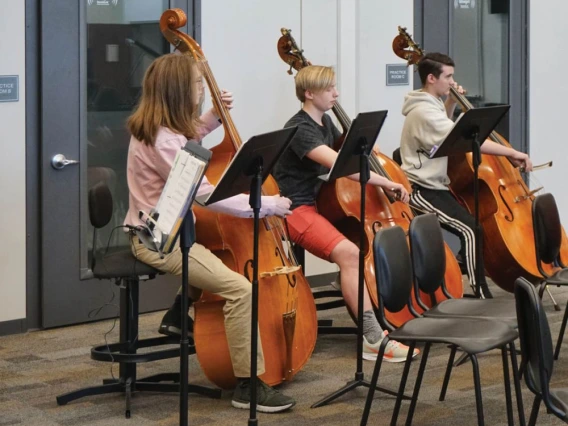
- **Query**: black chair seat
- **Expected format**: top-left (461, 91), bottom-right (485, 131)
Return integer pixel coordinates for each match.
top-left (392, 317), bottom-right (518, 355)
top-left (546, 268), bottom-right (568, 286)
top-left (422, 299), bottom-right (517, 328)
top-left (93, 250), bottom-right (160, 279)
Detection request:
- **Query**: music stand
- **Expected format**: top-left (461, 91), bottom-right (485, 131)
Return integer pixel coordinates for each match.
top-left (137, 142), bottom-right (216, 426)
top-left (198, 126), bottom-right (298, 425)
top-left (430, 105), bottom-right (510, 299)
top-left (311, 110), bottom-right (407, 408)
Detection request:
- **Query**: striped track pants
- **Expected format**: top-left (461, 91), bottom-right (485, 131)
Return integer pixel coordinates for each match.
top-left (410, 185), bottom-right (490, 298)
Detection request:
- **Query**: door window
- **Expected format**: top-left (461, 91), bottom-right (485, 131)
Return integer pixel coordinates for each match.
top-left (85, 0), bottom-right (169, 263)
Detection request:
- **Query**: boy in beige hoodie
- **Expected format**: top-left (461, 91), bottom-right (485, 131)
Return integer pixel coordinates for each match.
top-left (399, 52), bottom-right (532, 298)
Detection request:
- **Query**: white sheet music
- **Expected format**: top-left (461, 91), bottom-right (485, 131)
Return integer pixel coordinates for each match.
top-left (153, 149), bottom-right (205, 252)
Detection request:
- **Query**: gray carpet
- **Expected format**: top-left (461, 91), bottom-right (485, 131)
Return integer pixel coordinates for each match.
top-left (1, 280), bottom-right (567, 425)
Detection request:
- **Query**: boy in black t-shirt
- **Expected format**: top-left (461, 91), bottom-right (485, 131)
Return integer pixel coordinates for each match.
top-left (273, 65), bottom-right (418, 363)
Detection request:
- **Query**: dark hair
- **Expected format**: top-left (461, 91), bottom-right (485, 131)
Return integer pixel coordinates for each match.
top-left (417, 52), bottom-right (455, 85)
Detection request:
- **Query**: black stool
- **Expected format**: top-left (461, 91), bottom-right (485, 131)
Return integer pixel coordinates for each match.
top-left (56, 182), bottom-right (220, 418)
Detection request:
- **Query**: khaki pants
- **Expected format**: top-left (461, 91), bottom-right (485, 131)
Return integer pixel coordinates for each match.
top-left (131, 237), bottom-right (265, 378)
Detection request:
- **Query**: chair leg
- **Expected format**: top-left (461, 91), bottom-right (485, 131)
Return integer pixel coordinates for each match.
top-left (540, 284), bottom-right (560, 311)
top-left (554, 300), bottom-right (568, 360)
top-left (440, 345), bottom-right (457, 401)
top-left (405, 343), bottom-right (431, 426)
top-left (390, 342), bottom-right (417, 426)
top-left (528, 395), bottom-right (542, 426)
top-left (501, 347), bottom-right (514, 426)
top-left (360, 337), bottom-right (389, 426)
top-left (509, 342), bottom-right (526, 426)
top-left (470, 355), bottom-right (485, 426)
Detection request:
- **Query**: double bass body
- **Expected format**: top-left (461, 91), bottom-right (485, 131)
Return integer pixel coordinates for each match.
top-left (160, 9), bottom-right (317, 390)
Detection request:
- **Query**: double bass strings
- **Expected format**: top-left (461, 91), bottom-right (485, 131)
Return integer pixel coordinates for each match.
top-left (199, 58), bottom-right (301, 313)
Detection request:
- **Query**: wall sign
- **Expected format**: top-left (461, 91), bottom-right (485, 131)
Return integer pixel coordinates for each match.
top-left (0, 76), bottom-right (19, 102)
top-left (454, 0), bottom-right (476, 9)
top-left (87, 0), bottom-right (119, 6)
top-left (386, 64), bottom-right (409, 86)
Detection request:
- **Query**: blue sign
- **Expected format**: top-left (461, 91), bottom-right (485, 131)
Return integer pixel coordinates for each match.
top-left (0, 76), bottom-right (19, 102)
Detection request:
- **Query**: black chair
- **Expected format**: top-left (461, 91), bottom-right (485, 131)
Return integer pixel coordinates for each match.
top-left (408, 213), bottom-right (524, 420)
top-left (515, 277), bottom-right (568, 425)
top-left (532, 193), bottom-right (568, 359)
top-left (292, 243), bottom-right (357, 335)
top-left (409, 213), bottom-right (517, 326)
top-left (56, 182), bottom-right (220, 418)
top-left (360, 225), bottom-right (523, 426)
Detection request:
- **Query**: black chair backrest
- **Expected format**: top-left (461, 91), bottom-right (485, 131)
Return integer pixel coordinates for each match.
top-left (514, 277), bottom-right (563, 416)
top-left (392, 148), bottom-right (402, 166)
top-left (89, 182), bottom-right (113, 229)
top-left (532, 193), bottom-right (562, 265)
top-left (409, 213), bottom-right (446, 295)
top-left (373, 226), bottom-right (413, 327)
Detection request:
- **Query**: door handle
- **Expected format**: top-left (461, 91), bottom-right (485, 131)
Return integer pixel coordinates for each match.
top-left (51, 154), bottom-right (79, 170)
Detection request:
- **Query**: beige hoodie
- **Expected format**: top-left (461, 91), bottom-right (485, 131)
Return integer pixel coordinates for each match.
top-left (400, 90), bottom-right (454, 190)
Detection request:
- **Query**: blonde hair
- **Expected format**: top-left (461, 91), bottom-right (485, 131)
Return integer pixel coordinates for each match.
top-left (127, 54), bottom-right (202, 146)
top-left (294, 65), bottom-right (336, 102)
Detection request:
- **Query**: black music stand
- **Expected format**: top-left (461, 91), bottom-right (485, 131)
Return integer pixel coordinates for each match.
top-left (311, 110), bottom-right (407, 408)
top-left (197, 126), bottom-right (298, 425)
top-left (430, 105), bottom-right (510, 299)
top-left (137, 142), bottom-right (215, 426)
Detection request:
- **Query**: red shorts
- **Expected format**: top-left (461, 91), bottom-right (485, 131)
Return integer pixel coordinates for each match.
top-left (286, 205), bottom-right (346, 262)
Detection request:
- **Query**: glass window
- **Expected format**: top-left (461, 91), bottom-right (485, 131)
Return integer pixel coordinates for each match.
top-left (451, 0), bottom-right (509, 138)
top-left (85, 0), bottom-right (170, 257)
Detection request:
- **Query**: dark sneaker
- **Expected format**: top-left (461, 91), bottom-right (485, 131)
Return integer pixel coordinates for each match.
top-left (232, 379), bottom-right (295, 413)
top-left (158, 306), bottom-right (194, 342)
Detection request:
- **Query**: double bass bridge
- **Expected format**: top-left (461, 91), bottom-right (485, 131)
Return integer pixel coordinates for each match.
top-left (260, 265), bottom-right (301, 278)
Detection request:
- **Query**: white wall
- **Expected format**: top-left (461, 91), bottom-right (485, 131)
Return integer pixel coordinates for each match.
top-left (529, 1), bottom-right (568, 225)
top-left (0, 2), bottom-right (26, 322)
top-left (358, 0), bottom-right (414, 159)
top-left (201, 0), bottom-right (413, 277)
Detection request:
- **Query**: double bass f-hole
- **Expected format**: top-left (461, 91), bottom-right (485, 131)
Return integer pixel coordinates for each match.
top-left (244, 259), bottom-right (253, 282)
top-left (401, 211), bottom-right (412, 223)
top-left (497, 184), bottom-right (515, 222)
top-left (372, 221), bottom-right (383, 234)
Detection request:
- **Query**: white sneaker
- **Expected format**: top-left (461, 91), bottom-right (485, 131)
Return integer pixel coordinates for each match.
top-left (363, 331), bottom-right (420, 363)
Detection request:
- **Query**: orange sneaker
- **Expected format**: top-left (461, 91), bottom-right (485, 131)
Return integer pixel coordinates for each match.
top-left (363, 331), bottom-right (420, 363)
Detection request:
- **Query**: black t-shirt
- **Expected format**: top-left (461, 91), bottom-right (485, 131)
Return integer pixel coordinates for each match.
top-left (273, 109), bottom-right (342, 209)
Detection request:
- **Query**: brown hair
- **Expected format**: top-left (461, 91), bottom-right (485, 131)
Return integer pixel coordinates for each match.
top-left (294, 65), bottom-right (336, 102)
top-left (417, 52), bottom-right (455, 85)
top-left (127, 54), bottom-right (202, 146)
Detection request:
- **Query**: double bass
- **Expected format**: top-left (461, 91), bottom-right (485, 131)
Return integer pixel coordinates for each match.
top-left (277, 29), bottom-right (463, 328)
top-left (392, 26), bottom-right (568, 292)
top-left (160, 9), bottom-right (317, 389)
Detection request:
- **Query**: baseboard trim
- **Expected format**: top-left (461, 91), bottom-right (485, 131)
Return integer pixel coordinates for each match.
top-left (0, 318), bottom-right (27, 336)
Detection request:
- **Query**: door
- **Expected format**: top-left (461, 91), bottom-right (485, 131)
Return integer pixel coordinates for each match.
top-left (41, 0), bottom-right (195, 328)
top-left (414, 0), bottom-right (528, 151)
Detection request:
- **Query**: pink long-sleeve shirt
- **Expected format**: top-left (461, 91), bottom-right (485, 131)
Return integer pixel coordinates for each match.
top-left (124, 109), bottom-right (284, 229)
top-left (124, 110), bottom-right (220, 228)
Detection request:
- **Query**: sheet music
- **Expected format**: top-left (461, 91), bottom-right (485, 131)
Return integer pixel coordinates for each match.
top-left (154, 149), bottom-right (205, 250)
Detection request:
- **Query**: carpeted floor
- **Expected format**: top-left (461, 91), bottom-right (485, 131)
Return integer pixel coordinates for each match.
top-left (1, 280), bottom-right (567, 425)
